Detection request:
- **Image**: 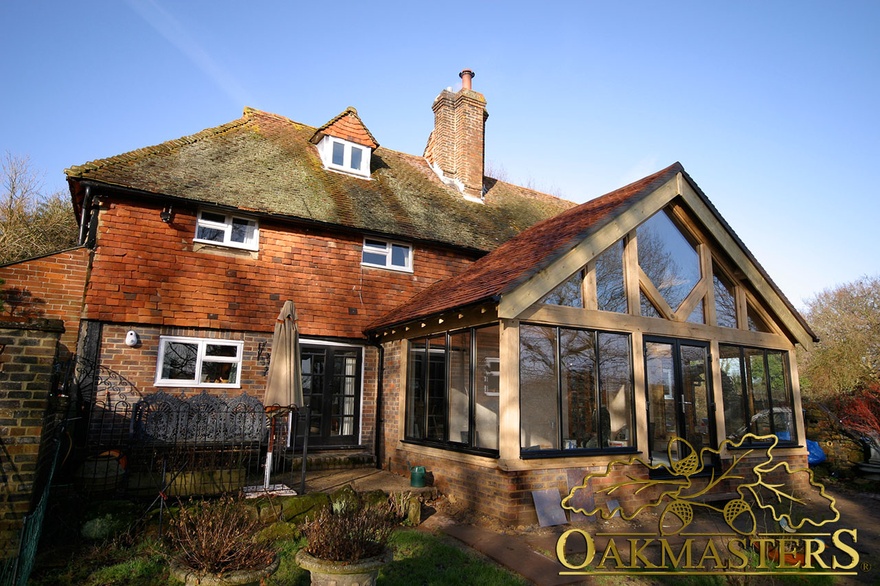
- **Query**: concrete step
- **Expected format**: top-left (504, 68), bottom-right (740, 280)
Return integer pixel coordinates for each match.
top-left (289, 450), bottom-right (376, 471)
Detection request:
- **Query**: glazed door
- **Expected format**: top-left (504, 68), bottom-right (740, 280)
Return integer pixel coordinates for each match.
top-left (301, 345), bottom-right (361, 447)
top-left (644, 338), bottom-right (715, 471)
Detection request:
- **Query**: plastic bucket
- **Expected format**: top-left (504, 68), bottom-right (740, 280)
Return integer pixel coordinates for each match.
top-left (410, 466), bottom-right (426, 488)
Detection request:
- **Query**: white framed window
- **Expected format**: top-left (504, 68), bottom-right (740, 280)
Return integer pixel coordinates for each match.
top-left (194, 210), bottom-right (259, 250)
top-left (155, 336), bottom-right (244, 388)
top-left (316, 136), bottom-right (371, 178)
top-left (361, 238), bottom-right (413, 272)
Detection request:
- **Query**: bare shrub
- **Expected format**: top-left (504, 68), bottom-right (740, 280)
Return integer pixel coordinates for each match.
top-left (170, 496), bottom-right (275, 575)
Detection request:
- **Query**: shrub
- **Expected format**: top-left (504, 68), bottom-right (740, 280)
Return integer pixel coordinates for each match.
top-left (169, 496), bottom-right (275, 575)
top-left (301, 497), bottom-right (395, 562)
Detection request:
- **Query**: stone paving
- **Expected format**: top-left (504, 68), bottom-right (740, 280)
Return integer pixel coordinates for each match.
top-left (302, 468), bottom-right (880, 585)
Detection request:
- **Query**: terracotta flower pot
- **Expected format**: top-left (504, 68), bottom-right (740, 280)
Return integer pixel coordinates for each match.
top-left (295, 548), bottom-right (392, 586)
top-left (169, 554), bottom-right (279, 586)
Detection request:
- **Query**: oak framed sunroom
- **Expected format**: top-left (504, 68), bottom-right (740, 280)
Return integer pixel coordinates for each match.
top-left (368, 163), bottom-right (817, 525)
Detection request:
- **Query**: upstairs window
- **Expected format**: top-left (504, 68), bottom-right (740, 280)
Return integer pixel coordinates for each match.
top-left (156, 336), bottom-right (243, 388)
top-left (195, 210), bottom-right (259, 251)
top-left (317, 136), bottom-right (371, 178)
top-left (361, 238), bottom-right (413, 272)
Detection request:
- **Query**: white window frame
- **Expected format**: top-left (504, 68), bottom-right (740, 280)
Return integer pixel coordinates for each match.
top-left (316, 136), bottom-right (371, 178)
top-left (194, 210), bottom-right (259, 251)
top-left (361, 238), bottom-right (413, 272)
top-left (155, 336), bottom-right (244, 388)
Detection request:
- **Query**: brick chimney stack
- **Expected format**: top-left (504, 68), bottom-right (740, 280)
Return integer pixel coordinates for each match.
top-left (424, 69), bottom-right (488, 201)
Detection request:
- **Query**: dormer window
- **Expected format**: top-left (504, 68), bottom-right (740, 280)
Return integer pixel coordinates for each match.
top-left (318, 136), bottom-right (371, 178)
top-left (194, 210), bottom-right (259, 251)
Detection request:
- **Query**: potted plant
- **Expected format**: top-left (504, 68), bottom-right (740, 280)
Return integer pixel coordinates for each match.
top-left (295, 496), bottom-right (395, 586)
top-left (168, 496), bottom-right (279, 586)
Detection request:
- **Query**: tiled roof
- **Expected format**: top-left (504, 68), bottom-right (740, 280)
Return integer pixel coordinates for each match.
top-left (311, 107), bottom-right (379, 148)
top-left (65, 107), bottom-right (575, 253)
top-left (366, 163), bottom-right (684, 330)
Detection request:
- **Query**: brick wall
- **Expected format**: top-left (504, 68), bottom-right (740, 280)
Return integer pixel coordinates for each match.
top-left (84, 198), bottom-right (477, 339)
top-left (0, 318), bottom-right (64, 556)
top-left (0, 248), bottom-right (90, 360)
top-left (92, 324), bottom-right (379, 449)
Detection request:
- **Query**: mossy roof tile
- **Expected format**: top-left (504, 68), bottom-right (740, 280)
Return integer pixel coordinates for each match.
top-left (65, 107), bottom-right (575, 252)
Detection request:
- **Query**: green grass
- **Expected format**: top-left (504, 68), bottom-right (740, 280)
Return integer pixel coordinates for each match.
top-left (380, 529), bottom-right (528, 586)
top-left (29, 528), bottom-right (527, 586)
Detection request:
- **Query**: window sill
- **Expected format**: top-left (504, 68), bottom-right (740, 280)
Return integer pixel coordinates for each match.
top-left (520, 447), bottom-right (639, 459)
top-left (401, 439), bottom-right (499, 459)
top-left (360, 262), bottom-right (413, 273)
top-left (193, 242), bottom-right (258, 259)
top-left (726, 442), bottom-right (802, 450)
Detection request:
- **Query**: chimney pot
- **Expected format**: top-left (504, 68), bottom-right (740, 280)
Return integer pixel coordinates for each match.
top-left (459, 69), bottom-right (475, 90)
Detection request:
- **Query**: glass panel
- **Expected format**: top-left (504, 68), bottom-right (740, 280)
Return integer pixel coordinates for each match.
top-left (596, 240), bottom-right (627, 313)
top-left (200, 212), bottom-right (226, 224)
top-left (713, 268), bottom-right (738, 328)
top-left (196, 225), bottom-right (224, 242)
top-left (746, 349), bottom-right (771, 436)
top-left (645, 341), bottom-right (675, 465)
top-left (560, 329), bottom-right (594, 449)
top-left (720, 345), bottom-right (747, 442)
top-left (161, 341), bottom-right (198, 380)
top-left (767, 351), bottom-right (794, 441)
top-left (640, 292), bottom-right (662, 318)
top-left (598, 332), bottom-right (633, 448)
top-left (447, 331), bottom-right (471, 443)
top-left (687, 300), bottom-right (704, 324)
top-left (406, 340), bottom-right (426, 439)
top-left (474, 325), bottom-right (500, 450)
top-left (200, 361), bottom-right (237, 384)
top-left (302, 350), bottom-right (325, 436)
top-left (362, 251), bottom-right (386, 266)
top-left (230, 218), bottom-right (252, 243)
top-left (350, 146), bottom-right (363, 170)
top-left (330, 353), bottom-right (358, 436)
top-left (426, 336), bottom-right (447, 441)
top-left (541, 271), bottom-right (584, 308)
top-left (205, 344), bottom-right (238, 357)
top-left (680, 344), bottom-right (711, 465)
top-left (332, 141), bottom-right (345, 166)
top-left (747, 305), bottom-right (772, 333)
top-left (637, 211), bottom-right (701, 313)
top-left (391, 244), bottom-right (409, 268)
top-left (520, 325), bottom-right (559, 450)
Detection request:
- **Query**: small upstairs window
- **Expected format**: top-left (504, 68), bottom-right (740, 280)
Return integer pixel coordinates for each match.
top-left (361, 238), bottom-right (412, 272)
top-left (317, 136), bottom-right (371, 178)
top-left (195, 210), bottom-right (259, 251)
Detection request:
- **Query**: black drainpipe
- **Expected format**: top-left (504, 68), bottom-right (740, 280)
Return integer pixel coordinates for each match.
top-left (373, 340), bottom-right (384, 470)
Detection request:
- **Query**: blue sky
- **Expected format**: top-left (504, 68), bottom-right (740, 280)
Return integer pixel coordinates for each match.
top-left (2, 1), bottom-right (877, 308)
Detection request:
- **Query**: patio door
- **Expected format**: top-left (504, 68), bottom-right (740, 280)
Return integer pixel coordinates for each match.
top-left (644, 338), bottom-right (715, 472)
top-left (301, 344), bottom-right (361, 447)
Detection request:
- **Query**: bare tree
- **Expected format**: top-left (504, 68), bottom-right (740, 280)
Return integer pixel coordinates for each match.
top-left (800, 275), bottom-right (880, 397)
top-left (0, 152), bottom-right (78, 265)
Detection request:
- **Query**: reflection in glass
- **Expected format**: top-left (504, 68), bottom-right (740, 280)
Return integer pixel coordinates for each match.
top-left (596, 241), bottom-right (626, 313)
top-left (713, 267), bottom-right (737, 328)
top-left (520, 325), bottom-right (559, 450)
top-left (474, 326), bottom-right (500, 450)
top-left (637, 211), bottom-right (700, 314)
top-left (541, 271), bottom-right (584, 308)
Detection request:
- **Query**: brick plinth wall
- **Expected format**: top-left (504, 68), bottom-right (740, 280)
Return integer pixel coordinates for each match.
top-left (0, 318), bottom-right (64, 556)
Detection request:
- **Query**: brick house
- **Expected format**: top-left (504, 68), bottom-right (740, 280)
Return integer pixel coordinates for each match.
top-left (1, 70), bottom-right (816, 524)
